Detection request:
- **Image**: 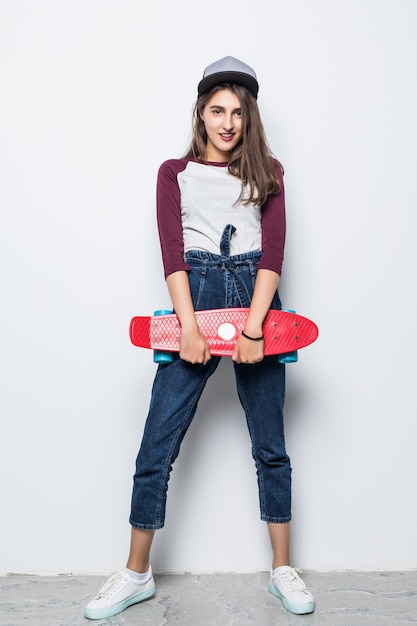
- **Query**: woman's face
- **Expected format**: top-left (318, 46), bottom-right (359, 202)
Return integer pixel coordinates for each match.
top-left (200, 88), bottom-right (242, 162)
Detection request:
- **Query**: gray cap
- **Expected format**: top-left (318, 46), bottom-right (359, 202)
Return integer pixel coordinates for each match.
top-left (198, 55), bottom-right (259, 99)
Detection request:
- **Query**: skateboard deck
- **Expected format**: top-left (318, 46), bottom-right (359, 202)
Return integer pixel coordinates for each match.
top-left (129, 308), bottom-right (318, 357)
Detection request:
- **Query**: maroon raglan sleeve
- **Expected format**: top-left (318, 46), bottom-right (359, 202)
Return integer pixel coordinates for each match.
top-left (257, 161), bottom-right (286, 276)
top-left (156, 159), bottom-right (191, 279)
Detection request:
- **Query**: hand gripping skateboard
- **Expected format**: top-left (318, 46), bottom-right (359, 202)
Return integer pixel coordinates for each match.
top-left (129, 308), bottom-right (318, 364)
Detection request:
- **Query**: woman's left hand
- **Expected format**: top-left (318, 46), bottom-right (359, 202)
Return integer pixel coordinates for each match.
top-left (232, 333), bottom-right (264, 364)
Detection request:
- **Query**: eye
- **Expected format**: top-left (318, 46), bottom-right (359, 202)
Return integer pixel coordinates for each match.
top-left (234, 109), bottom-right (242, 117)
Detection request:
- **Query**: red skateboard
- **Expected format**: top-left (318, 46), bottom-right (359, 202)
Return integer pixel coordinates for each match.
top-left (130, 308), bottom-right (318, 364)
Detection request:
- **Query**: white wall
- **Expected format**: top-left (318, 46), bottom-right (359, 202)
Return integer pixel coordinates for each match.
top-left (1, 0), bottom-right (416, 574)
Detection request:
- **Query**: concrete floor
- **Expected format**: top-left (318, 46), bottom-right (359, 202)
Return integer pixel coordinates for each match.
top-left (0, 571), bottom-right (416, 626)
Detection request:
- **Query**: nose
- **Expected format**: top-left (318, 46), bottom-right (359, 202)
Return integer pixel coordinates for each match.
top-left (223, 113), bottom-right (234, 130)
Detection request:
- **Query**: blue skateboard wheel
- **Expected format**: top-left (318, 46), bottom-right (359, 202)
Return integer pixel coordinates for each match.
top-left (278, 309), bottom-right (298, 364)
top-left (153, 310), bottom-right (174, 364)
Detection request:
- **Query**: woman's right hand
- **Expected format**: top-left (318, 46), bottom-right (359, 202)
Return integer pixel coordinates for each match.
top-left (179, 327), bottom-right (211, 365)
top-left (166, 271), bottom-right (212, 365)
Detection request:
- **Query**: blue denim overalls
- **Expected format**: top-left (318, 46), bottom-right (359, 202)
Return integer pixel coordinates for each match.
top-left (130, 225), bottom-right (291, 529)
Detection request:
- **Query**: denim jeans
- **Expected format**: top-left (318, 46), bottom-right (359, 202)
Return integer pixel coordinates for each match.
top-left (130, 225), bottom-right (291, 529)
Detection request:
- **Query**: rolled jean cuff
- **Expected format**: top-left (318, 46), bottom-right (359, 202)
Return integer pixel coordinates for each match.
top-left (129, 517), bottom-right (165, 531)
top-left (261, 515), bottom-right (292, 524)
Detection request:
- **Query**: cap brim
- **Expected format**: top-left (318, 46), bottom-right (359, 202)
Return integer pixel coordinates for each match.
top-left (198, 71), bottom-right (258, 99)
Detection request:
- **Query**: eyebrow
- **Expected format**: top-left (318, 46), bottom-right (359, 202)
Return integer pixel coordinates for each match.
top-left (208, 105), bottom-right (241, 112)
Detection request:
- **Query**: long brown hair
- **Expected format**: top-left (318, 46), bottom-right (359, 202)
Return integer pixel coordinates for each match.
top-left (183, 84), bottom-right (282, 206)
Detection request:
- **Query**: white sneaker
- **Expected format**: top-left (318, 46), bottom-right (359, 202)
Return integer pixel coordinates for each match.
top-left (269, 566), bottom-right (315, 614)
top-left (85, 568), bottom-right (156, 620)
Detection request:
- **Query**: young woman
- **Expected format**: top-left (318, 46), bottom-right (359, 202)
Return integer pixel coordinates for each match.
top-left (85, 56), bottom-right (315, 620)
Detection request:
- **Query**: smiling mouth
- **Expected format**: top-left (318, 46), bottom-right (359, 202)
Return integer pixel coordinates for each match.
top-left (220, 133), bottom-right (234, 141)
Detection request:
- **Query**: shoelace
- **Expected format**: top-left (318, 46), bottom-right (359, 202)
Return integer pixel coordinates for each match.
top-left (96, 572), bottom-right (127, 599)
top-left (279, 568), bottom-right (308, 593)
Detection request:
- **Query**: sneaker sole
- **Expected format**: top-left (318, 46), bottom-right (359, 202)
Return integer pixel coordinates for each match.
top-left (269, 583), bottom-right (315, 615)
top-left (85, 583), bottom-right (156, 620)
